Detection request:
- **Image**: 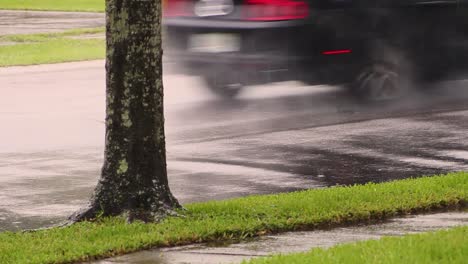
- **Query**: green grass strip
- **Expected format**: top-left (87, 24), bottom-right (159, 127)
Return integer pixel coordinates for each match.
top-left (0, 0), bottom-right (104, 12)
top-left (0, 172), bottom-right (466, 263)
top-left (0, 28), bottom-right (105, 67)
top-left (0, 28), bottom-right (105, 43)
top-left (245, 225), bottom-right (468, 264)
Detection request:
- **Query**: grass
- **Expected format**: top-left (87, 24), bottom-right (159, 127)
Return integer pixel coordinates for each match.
top-left (0, 28), bottom-right (105, 43)
top-left (0, 172), bottom-right (466, 263)
top-left (245, 225), bottom-right (468, 264)
top-left (0, 0), bottom-right (104, 12)
top-left (0, 28), bottom-right (105, 67)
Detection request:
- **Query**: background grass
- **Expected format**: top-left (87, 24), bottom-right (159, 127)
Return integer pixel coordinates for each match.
top-left (0, 172), bottom-right (466, 264)
top-left (0, 28), bottom-right (104, 43)
top-left (0, 0), bottom-right (104, 12)
top-left (0, 28), bottom-right (105, 66)
top-left (245, 225), bottom-right (468, 264)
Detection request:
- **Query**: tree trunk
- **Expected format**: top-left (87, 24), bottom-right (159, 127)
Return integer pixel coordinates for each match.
top-left (71, 0), bottom-right (180, 222)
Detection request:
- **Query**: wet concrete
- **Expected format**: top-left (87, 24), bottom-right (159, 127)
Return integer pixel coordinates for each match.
top-left (1, 60), bottom-right (468, 231)
top-left (95, 212), bottom-right (468, 264)
top-left (0, 10), bottom-right (104, 35)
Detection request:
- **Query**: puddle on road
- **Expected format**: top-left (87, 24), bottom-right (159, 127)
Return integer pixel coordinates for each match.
top-left (96, 211), bottom-right (468, 264)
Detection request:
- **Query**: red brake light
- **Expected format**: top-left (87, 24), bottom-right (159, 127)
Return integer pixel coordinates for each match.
top-left (244, 0), bottom-right (309, 21)
top-left (322, 49), bottom-right (352, 55)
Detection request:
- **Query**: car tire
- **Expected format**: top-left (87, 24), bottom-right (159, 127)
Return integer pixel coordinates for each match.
top-left (349, 41), bottom-right (414, 102)
top-left (204, 71), bottom-right (244, 99)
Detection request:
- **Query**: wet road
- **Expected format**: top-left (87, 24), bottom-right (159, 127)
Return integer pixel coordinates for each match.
top-left (1, 60), bottom-right (468, 231)
top-left (0, 10), bottom-right (104, 35)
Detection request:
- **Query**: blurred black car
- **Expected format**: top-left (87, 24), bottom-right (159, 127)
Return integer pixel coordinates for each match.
top-left (163, 0), bottom-right (468, 100)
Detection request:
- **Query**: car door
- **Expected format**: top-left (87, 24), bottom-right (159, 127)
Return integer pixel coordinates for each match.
top-left (410, 0), bottom-right (459, 80)
top-left (364, 1), bottom-right (458, 81)
top-left (455, 0), bottom-right (468, 74)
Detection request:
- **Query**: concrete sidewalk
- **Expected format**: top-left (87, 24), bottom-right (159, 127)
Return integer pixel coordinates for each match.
top-left (96, 212), bottom-right (468, 264)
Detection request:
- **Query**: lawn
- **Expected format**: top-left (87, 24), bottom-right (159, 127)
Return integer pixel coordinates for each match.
top-left (0, 28), bottom-right (105, 66)
top-left (0, 172), bottom-right (466, 264)
top-left (245, 225), bottom-right (468, 264)
top-left (0, 0), bottom-right (104, 12)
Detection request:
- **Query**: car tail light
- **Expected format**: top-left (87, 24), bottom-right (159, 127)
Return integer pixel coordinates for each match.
top-left (163, 0), bottom-right (191, 17)
top-left (322, 49), bottom-right (352, 55)
top-left (244, 0), bottom-right (309, 21)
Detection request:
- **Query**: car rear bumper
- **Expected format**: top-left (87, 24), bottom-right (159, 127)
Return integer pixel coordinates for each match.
top-left (163, 18), bottom-right (360, 85)
top-left (163, 17), bottom-right (305, 29)
top-left (166, 50), bottom-right (308, 84)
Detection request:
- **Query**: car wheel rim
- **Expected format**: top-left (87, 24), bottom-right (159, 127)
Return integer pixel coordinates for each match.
top-left (358, 65), bottom-right (401, 101)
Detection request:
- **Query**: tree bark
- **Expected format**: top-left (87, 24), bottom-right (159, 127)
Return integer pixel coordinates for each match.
top-left (71, 0), bottom-right (180, 222)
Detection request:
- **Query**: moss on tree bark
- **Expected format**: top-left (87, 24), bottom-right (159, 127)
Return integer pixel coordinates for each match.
top-left (70, 0), bottom-right (181, 223)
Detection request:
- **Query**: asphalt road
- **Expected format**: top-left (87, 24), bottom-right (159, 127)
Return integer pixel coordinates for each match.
top-left (0, 10), bottom-right (104, 35)
top-left (1, 60), bottom-right (468, 231)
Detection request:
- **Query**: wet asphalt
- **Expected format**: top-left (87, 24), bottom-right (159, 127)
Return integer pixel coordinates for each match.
top-left (0, 10), bottom-right (104, 35)
top-left (1, 60), bottom-right (468, 231)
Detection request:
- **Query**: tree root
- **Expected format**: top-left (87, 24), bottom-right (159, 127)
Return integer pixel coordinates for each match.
top-left (21, 203), bottom-right (185, 233)
top-left (67, 202), bottom-right (185, 224)
top-left (67, 205), bottom-right (99, 223)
